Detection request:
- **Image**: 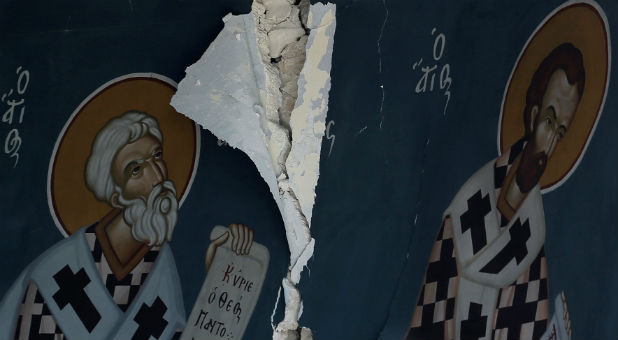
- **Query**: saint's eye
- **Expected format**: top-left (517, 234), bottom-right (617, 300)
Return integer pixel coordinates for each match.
top-left (153, 150), bottom-right (163, 160)
top-left (131, 165), bottom-right (142, 177)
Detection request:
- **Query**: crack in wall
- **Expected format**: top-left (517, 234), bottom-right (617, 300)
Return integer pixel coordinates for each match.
top-left (263, 3), bottom-right (337, 339)
top-left (376, 0), bottom-right (389, 128)
top-left (170, 2), bottom-right (336, 339)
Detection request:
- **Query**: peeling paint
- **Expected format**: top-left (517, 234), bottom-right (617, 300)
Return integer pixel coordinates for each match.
top-left (286, 3), bottom-right (336, 227)
top-left (170, 2), bottom-right (336, 339)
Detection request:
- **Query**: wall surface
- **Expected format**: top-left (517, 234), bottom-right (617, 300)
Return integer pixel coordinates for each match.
top-left (0, 0), bottom-right (615, 339)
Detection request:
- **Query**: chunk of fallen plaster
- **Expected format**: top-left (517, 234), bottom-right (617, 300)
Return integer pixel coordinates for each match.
top-left (285, 2), bottom-right (336, 227)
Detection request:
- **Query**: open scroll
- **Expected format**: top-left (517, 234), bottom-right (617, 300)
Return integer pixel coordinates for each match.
top-left (541, 292), bottom-right (571, 340)
top-left (181, 226), bottom-right (269, 340)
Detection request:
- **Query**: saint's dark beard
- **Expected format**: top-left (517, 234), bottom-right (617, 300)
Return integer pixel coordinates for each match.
top-left (516, 143), bottom-right (547, 193)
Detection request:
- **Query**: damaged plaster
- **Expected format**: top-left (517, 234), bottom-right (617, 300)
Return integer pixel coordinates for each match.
top-left (170, 1), bottom-right (336, 339)
top-left (286, 3), bottom-right (336, 227)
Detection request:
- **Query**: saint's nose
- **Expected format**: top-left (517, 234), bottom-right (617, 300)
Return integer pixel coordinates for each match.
top-left (146, 158), bottom-right (164, 186)
top-left (542, 127), bottom-right (560, 159)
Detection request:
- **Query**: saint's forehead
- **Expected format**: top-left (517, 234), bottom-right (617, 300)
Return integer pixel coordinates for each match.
top-left (542, 69), bottom-right (579, 122)
top-left (115, 134), bottom-right (161, 166)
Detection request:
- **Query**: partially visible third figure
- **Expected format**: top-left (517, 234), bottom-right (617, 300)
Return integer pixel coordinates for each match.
top-left (406, 42), bottom-right (585, 340)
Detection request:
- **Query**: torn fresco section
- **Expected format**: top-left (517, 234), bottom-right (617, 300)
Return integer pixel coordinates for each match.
top-left (170, 1), bottom-right (336, 339)
top-left (170, 13), bottom-right (283, 214)
top-left (286, 3), bottom-right (336, 227)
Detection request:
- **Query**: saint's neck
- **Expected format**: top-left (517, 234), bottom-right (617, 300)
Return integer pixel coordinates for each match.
top-left (105, 212), bottom-right (145, 265)
top-left (94, 209), bottom-right (152, 281)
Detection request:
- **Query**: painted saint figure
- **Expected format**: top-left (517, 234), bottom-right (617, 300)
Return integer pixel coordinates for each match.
top-left (0, 111), bottom-right (253, 339)
top-left (406, 43), bottom-right (585, 340)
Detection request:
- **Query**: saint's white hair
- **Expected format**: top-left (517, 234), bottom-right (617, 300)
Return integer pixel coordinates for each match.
top-left (85, 111), bottom-right (163, 202)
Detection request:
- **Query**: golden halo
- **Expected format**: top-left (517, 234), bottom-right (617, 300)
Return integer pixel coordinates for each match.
top-left (47, 74), bottom-right (200, 237)
top-left (498, 1), bottom-right (610, 193)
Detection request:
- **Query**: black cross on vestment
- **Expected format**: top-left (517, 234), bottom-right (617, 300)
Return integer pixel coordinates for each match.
top-left (494, 283), bottom-right (539, 339)
top-left (425, 236), bottom-right (457, 301)
top-left (52, 265), bottom-right (101, 332)
top-left (460, 190), bottom-right (491, 254)
top-left (481, 218), bottom-right (531, 274)
top-left (132, 297), bottom-right (168, 340)
top-left (494, 165), bottom-right (508, 189)
top-left (460, 302), bottom-right (487, 340)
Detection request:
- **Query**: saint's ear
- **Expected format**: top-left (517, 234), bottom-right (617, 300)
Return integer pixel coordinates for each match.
top-left (529, 105), bottom-right (539, 133)
top-left (110, 192), bottom-right (122, 209)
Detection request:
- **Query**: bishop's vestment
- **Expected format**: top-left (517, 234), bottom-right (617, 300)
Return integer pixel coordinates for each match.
top-left (407, 139), bottom-right (550, 340)
top-left (0, 222), bottom-right (186, 340)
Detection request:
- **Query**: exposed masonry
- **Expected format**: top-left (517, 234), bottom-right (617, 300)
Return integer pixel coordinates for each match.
top-left (252, 1), bottom-right (314, 339)
top-left (252, 0), bottom-right (309, 177)
top-left (171, 2), bottom-right (335, 339)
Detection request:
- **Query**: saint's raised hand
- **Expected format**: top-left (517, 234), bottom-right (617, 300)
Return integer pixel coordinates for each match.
top-left (205, 223), bottom-right (254, 273)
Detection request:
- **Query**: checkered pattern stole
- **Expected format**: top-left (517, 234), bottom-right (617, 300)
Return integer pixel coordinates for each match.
top-left (12, 224), bottom-right (159, 340)
top-left (406, 139), bottom-right (549, 340)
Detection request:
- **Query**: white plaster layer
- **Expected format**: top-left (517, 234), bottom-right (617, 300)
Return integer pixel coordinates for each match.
top-left (271, 5), bottom-right (335, 338)
top-left (285, 3), bottom-right (336, 226)
top-left (253, 0), bottom-right (290, 178)
top-left (171, 3), bottom-right (336, 339)
top-left (280, 188), bottom-right (314, 283)
top-left (170, 13), bottom-right (285, 215)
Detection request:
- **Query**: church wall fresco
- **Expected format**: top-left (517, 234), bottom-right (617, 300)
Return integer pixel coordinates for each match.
top-left (0, 0), bottom-right (615, 339)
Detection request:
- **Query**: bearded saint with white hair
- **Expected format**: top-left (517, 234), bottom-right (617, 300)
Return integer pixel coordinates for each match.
top-left (0, 111), bottom-right (253, 340)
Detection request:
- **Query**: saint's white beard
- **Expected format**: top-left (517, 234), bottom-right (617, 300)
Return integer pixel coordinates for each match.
top-left (118, 180), bottom-right (179, 246)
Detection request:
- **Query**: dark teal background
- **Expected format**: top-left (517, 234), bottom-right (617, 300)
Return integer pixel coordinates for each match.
top-left (0, 0), bottom-right (615, 339)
